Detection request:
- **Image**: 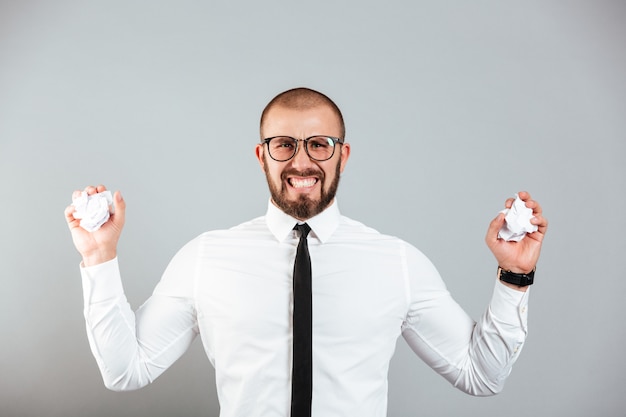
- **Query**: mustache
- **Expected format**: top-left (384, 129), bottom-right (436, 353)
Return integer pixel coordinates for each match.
top-left (281, 168), bottom-right (324, 180)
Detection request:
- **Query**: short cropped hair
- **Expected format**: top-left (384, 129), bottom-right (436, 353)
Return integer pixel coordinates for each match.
top-left (260, 87), bottom-right (345, 138)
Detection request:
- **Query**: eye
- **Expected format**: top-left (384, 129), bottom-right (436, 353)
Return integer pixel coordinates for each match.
top-left (272, 137), bottom-right (295, 149)
top-left (308, 137), bottom-right (333, 149)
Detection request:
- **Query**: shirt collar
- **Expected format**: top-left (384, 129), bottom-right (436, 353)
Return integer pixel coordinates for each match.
top-left (265, 198), bottom-right (341, 244)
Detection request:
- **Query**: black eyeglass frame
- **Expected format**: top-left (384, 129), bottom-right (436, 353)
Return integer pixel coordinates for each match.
top-left (261, 136), bottom-right (345, 162)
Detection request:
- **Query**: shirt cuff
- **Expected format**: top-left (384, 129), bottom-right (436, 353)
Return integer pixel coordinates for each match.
top-left (80, 257), bottom-right (124, 304)
top-left (489, 279), bottom-right (530, 329)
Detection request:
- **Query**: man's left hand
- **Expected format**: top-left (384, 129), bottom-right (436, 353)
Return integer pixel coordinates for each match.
top-left (485, 191), bottom-right (548, 288)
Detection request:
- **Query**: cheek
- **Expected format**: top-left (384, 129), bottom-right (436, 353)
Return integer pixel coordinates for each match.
top-left (266, 165), bottom-right (283, 183)
top-left (261, 154), bottom-right (279, 181)
top-left (323, 160), bottom-right (341, 183)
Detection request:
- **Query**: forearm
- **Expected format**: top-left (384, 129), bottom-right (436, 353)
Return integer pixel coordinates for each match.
top-left (402, 280), bottom-right (528, 396)
top-left (453, 281), bottom-right (529, 394)
top-left (81, 258), bottom-right (197, 391)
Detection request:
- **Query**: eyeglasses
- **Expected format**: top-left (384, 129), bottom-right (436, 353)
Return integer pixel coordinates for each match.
top-left (262, 136), bottom-right (344, 162)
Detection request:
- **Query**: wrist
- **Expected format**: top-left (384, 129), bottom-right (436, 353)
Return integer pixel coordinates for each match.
top-left (82, 250), bottom-right (117, 267)
top-left (498, 266), bottom-right (535, 288)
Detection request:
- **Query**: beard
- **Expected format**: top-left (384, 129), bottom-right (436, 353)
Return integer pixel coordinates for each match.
top-left (263, 155), bottom-right (342, 220)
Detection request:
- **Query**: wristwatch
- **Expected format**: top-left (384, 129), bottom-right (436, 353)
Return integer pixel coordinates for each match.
top-left (498, 267), bottom-right (535, 286)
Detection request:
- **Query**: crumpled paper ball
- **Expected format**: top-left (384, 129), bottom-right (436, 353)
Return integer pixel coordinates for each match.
top-left (498, 194), bottom-right (538, 242)
top-left (72, 191), bottom-right (113, 232)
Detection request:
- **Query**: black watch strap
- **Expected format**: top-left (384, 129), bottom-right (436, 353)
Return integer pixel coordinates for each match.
top-left (498, 267), bottom-right (535, 286)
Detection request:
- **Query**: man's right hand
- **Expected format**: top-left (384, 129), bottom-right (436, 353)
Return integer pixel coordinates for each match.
top-left (65, 185), bottom-right (126, 267)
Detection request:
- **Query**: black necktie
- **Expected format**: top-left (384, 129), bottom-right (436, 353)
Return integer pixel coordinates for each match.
top-left (291, 223), bottom-right (312, 416)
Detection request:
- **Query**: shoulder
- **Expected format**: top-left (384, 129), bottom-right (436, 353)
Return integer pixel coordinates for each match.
top-left (337, 215), bottom-right (437, 269)
top-left (336, 215), bottom-right (408, 246)
top-left (184, 216), bottom-right (275, 254)
top-left (155, 216), bottom-right (270, 296)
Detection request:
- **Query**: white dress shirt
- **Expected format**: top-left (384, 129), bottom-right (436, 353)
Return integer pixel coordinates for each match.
top-left (81, 200), bottom-right (529, 417)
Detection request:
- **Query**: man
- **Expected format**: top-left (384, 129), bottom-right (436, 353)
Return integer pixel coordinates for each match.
top-left (65, 87), bottom-right (548, 417)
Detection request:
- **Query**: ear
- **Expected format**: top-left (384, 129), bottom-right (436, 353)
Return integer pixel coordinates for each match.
top-left (339, 142), bottom-right (351, 173)
top-left (255, 143), bottom-right (266, 170)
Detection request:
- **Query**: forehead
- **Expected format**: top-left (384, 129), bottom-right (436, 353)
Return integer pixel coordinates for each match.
top-left (262, 105), bottom-right (342, 137)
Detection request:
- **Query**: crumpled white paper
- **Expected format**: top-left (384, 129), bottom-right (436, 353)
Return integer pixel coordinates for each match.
top-left (498, 194), bottom-right (538, 242)
top-left (72, 191), bottom-right (113, 232)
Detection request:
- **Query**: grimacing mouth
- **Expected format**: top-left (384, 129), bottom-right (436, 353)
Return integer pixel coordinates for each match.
top-left (287, 176), bottom-right (319, 188)
top-left (282, 168), bottom-right (323, 190)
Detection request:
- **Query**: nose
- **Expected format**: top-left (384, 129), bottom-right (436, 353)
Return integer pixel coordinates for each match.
top-left (290, 140), bottom-right (314, 169)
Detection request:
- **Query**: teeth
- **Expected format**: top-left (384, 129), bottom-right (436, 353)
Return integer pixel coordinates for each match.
top-left (290, 178), bottom-right (317, 188)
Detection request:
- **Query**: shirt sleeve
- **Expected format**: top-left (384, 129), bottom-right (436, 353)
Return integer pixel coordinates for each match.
top-left (81, 240), bottom-right (200, 391)
top-left (400, 243), bottom-right (529, 396)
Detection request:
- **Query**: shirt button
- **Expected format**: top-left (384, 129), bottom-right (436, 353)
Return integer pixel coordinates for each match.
top-left (521, 306), bottom-right (527, 314)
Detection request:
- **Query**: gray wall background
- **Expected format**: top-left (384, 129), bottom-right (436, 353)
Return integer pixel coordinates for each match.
top-left (1, 1), bottom-right (624, 416)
